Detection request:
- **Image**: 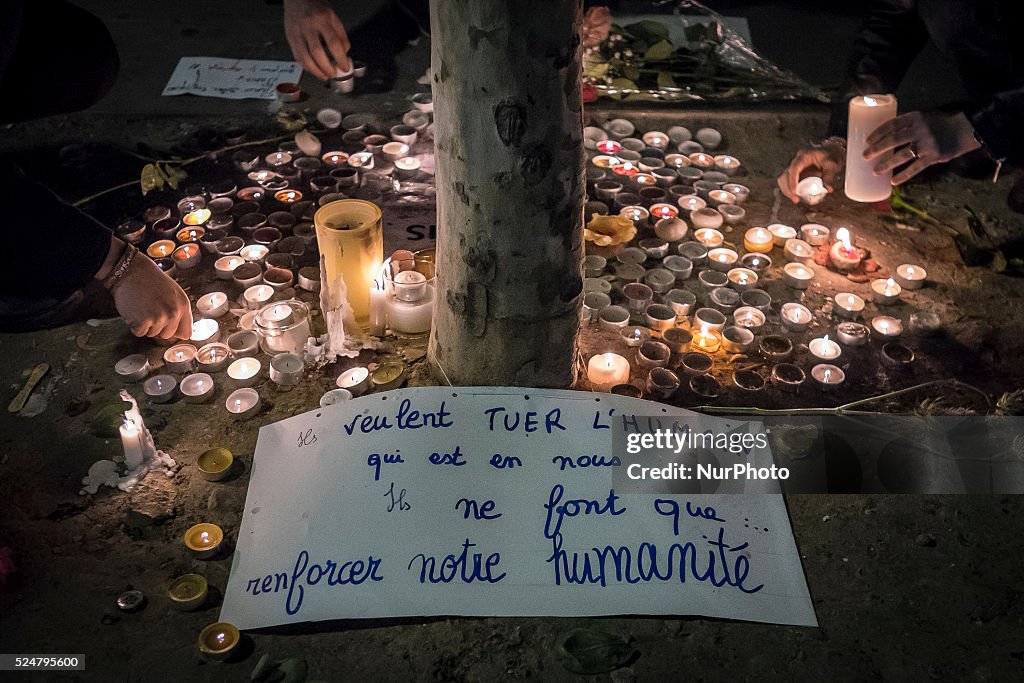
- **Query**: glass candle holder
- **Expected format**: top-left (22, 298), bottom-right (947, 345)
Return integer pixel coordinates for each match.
top-left (314, 199), bottom-right (384, 325)
top-left (254, 300), bottom-right (312, 356)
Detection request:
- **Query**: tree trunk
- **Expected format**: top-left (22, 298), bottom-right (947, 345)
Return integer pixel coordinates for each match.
top-left (427, 0), bottom-right (585, 388)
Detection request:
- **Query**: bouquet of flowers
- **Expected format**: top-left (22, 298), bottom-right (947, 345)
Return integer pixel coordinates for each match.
top-left (580, 2), bottom-right (826, 104)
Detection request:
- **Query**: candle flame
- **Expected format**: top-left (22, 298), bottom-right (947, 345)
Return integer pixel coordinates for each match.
top-left (200, 531), bottom-right (210, 543)
top-left (886, 277), bottom-right (896, 289)
top-left (824, 368), bottom-right (832, 382)
top-left (864, 96), bottom-right (877, 106)
top-left (836, 227), bottom-right (852, 251)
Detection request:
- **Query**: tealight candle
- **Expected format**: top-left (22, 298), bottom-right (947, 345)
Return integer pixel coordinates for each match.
top-left (585, 278), bottom-right (612, 295)
top-left (297, 266), bottom-right (321, 291)
top-left (320, 388), bottom-right (353, 407)
top-left (225, 386), bottom-right (260, 419)
top-left (321, 150), bottom-right (349, 166)
top-left (662, 255), bottom-right (693, 282)
top-left (743, 227), bottom-right (774, 254)
top-left (809, 335), bottom-right (842, 362)
top-left (871, 277), bottom-right (902, 305)
top-left (691, 209), bottom-right (724, 231)
top-left (829, 227), bottom-right (862, 271)
top-left (833, 292), bottom-right (865, 319)
top-left (263, 267), bottom-right (294, 291)
top-left (677, 194), bottom-right (706, 212)
top-left (648, 203), bottom-right (679, 221)
top-left (881, 342), bottom-right (915, 369)
top-left (622, 282), bottom-right (654, 316)
top-left (688, 152), bottom-right (715, 169)
top-left (796, 176), bottom-right (828, 206)
top-left (740, 253), bottom-right (772, 274)
top-left (733, 369), bottom-right (766, 392)
top-left (215, 236), bottom-right (244, 256)
top-left (784, 238), bottom-right (815, 264)
top-left (713, 155), bottom-right (741, 175)
top-left (800, 223), bottom-right (831, 246)
top-left (337, 367), bottom-right (371, 396)
top-left (190, 318), bottom-right (221, 345)
top-left (143, 374), bottom-right (177, 403)
top-left (694, 229), bottom-right (725, 252)
top-left (172, 243), bottom-right (202, 269)
top-left (680, 351), bottom-right (714, 376)
top-left (612, 161), bottom-right (639, 178)
top-left (909, 311), bottom-right (941, 335)
top-left (780, 302), bottom-right (813, 331)
top-left (596, 139), bottom-right (622, 155)
top-left (372, 362), bottom-right (407, 391)
top-left (760, 335), bottom-right (794, 361)
top-left (722, 183), bottom-right (749, 204)
top-left (665, 289), bottom-right (696, 317)
top-left (197, 447), bottom-right (234, 481)
top-left (581, 292), bottom-right (611, 324)
top-left (644, 303), bottom-right (677, 333)
top-left (894, 264), bottom-right (927, 290)
top-left (727, 267), bottom-right (758, 292)
top-left (654, 217), bottom-right (689, 243)
top-left (771, 363), bottom-right (806, 392)
top-left (177, 226), bottom-right (205, 243)
top-left (146, 240), bottom-right (176, 259)
top-left (583, 255), bottom-right (607, 278)
top-left (240, 244), bottom-right (270, 264)
top-left (227, 357), bottom-right (262, 388)
top-left (614, 263), bottom-right (646, 284)
top-left (164, 344), bottom-right (197, 373)
top-left (871, 315), bottom-right (903, 339)
top-left (709, 287), bottom-right (740, 313)
top-left (662, 327), bottom-right (692, 353)
top-left (598, 305), bottom-right (630, 331)
top-left (620, 326), bottom-right (652, 348)
top-left (707, 189), bottom-right (735, 208)
top-left (592, 154), bottom-right (621, 169)
top-left (226, 330), bottom-right (259, 358)
top-left (180, 372), bottom-right (215, 404)
top-left (232, 262), bottom-right (263, 289)
top-left (740, 288), bottom-right (771, 312)
top-left (619, 205), bottom-right (649, 224)
top-left (646, 367), bottom-right (680, 399)
top-left (783, 262), bottom-right (814, 289)
top-left (114, 354), bottom-right (151, 382)
top-left (811, 364), bottom-right (845, 389)
top-left (836, 322), bottom-right (870, 346)
top-left (587, 353), bottom-right (631, 392)
top-left (692, 327), bottom-right (721, 354)
top-left (719, 204), bottom-right (746, 225)
top-left (269, 353), bottom-right (304, 387)
top-left (196, 342), bottom-right (232, 373)
top-left (720, 326), bottom-right (755, 353)
top-left (642, 131), bottom-right (669, 149)
top-left (767, 223), bottom-right (797, 246)
top-left (633, 173), bottom-right (658, 187)
top-left (678, 241), bottom-right (708, 265)
top-left (637, 340), bottom-right (671, 369)
top-left (698, 269), bottom-right (728, 292)
top-left (168, 574), bottom-right (209, 611)
top-left (184, 523), bottom-right (224, 556)
top-left (394, 156), bottom-right (422, 174)
top-left (266, 151), bottom-right (292, 167)
top-left (196, 291), bottom-right (230, 319)
top-left (244, 284), bottom-right (275, 310)
top-left (707, 248), bottom-right (739, 273)
top-left (182, 208), bottom-right (211, 227)
top-left (732, 306), bottom-right (766, 332)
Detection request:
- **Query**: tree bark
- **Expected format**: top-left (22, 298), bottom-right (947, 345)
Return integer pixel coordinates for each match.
top-left (428, 0), bottom-right (585, 388)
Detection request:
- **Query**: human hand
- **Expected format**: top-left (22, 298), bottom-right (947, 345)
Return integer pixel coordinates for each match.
top-left (284, 0), bottom-right (351, 80)
top-left (863, 111), bottom-right (981, 186)
top-left (106, 249), bottom-right (193, 340)
top-left (777, 140), bottom-right (845, 203)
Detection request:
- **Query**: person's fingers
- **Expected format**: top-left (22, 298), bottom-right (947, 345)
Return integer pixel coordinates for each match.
top-left (864, 126), bottom-right (919, 159)
top-left (129, 322), bottom-right (149, 337)
top-left (781, 155), bottom-right (810, 202)
top-left (174, 307), bottom-right (194, 341)
top-left (322, 16), bottom-right (351, 72)
top-left (892, 158), bottom-right (931, 186)
top-left (865, 117), bottom-right (902, 147)
top-left (873, 146), bottom-right (916, 174)
top-left (303, 32), bottom-right (337, 81)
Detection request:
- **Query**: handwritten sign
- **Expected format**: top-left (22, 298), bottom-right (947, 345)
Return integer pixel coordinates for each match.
top-left (162, 58), bottom-right (301, 100)
top-left (220, 387), bottom-right (816, 629)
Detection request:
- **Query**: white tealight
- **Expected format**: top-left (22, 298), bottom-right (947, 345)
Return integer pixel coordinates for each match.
top-left (180, 373), bottom-right (215, 404)
top-left (337, 367), bottom-right (371, 396)
top-left (196, 291), bottom-right (230, 318)
top-left (190, 318), bottom-right (221, 344)
top-left (225, 388), bottom-right (261, 420)
top-left (114, 354), bottom-right (151, 382)
top-left (243, 284), bottom-right (275, 310)
top-left (393, 270), bottom-right (427, 302)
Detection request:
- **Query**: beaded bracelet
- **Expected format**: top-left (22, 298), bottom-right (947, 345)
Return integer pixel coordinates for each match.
top-left (101, 243), bottom-right (139, 293)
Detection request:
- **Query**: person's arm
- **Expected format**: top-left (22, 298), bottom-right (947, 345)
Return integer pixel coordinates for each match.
top-left (970, 88), bottom-right (1024, 166)
top-left (283, 0), bottom-right (351, 80)
top-left (827, 0), bottom-right (930, 137)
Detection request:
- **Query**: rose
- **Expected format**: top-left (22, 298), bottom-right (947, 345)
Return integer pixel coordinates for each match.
top-left (581, 6), bottom-right (613, 48)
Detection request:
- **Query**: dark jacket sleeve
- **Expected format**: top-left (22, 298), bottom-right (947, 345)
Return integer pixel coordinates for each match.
top-left (970, 88), bottom-right (1024, 164)
top-left (0, 156), bottom-right (113, 299)
top-left (828, 0), bottom-right (930, 136)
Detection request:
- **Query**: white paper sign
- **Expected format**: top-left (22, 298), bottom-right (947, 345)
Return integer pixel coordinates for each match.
top-left (221, 387), bottom-right (816, 629)
top-left (162, 57), bottom-right (301, 100)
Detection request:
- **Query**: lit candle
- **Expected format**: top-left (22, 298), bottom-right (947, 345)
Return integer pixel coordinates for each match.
top-left (688, 152), bottom-right (715, 169)
top-left (811, 364), bottom-right (845, 389)
top-left (783, 238), bottom-right (815, 264)
top-left (592, 154), bottom-right (620, 169)
top-left (870, 277), bottom-right (902, 305)
top-left (347, 151), bottom-right (375, 169)
top-left (707, 189), bottom-right (736, 208)
top-left (743, 227), bottom-right (774, 254)
top-left (642, 131), bottom-right (669, 149)
top-left (808, 335), bottom-right (842, 362)
top-left (677, 195), bottom-right (706, 212)
top-left (394, 156), bottom-right (422, 174)
top-left (163, 344), bottom-right (197, 374)
top-left (337, 367), bottom-right (371, 396)
top-left (833, 292), bottom-right (865, 319)
top-left (846, 94), bottom-right (897, 202)
top-left (239, 244), bottom-right (270, 264)
top-left (198, 622), bottom-right (241, 661)
top-left (693, 325), bottom-right (721, 353)
top-left (795, 176), bottom-right (828, 206)
top-left (619, 205), bottom-right (649, 224)
top-left (587, 353), bottom-right (630, 392)
top-left (713, 155), bottom-right (741, 175)
top-left (182, 208), bottom-right (211, 227)
top-left (732, 306), bottom-right (766, 332)
top-left (243, 284), bottom-right (275, 310)
top-left (146, 240), bottom-right (176, 259)
top-left (180, 372), bottom-right (215, 404)
top-left (226, 357), bottom-right (262, 388)
top-left (177, 226), bottom-right (205, 243)
top-left (894, 263), bottom-right (927, 290)
top-left (612, 161), bottom-right (638, 177)
top-left (274, 189), bottom-right (303, 203)
top-left (321, 150), bottom-right (349, 166)
top-left (767, 223), bottom-right (797, 246)
top-left (596, 140), bottom-right (622, 155)
top-left (172, 243), bottom-right (202, 269)
top-left (382, 141), bottom-right (410, 161)
top-left (828, 227), bottom-right (862, 271)
top-left (184, 523), bottom-right (224, 556)
top-left (196, 291), bottom-right (230, 318)
top-left (782, 262), bottom-right (814, 289)
top-left (707, 248), bottom-right (739, 273)
top-left (727, 267), bottom-right (758, 292)
top-left (871, 315), bottom-right (903, 339)
top-left (649, 203), bottom-right (678, 221)
top-left (620, 326), bottom-right (652, 348)
top-left (190, 318), bottom-right (221, 344)
top-left (120, 417), bottom-right (144, 470)
top-left (196, 342), bottom-right (232, 373)
top-left (143, 374), bottom-right (177, 403)
top-left (693, 227), bottom-right (724, 249)
top-left (664, 153), bottom-right (690, 169)
top-left (800, 223), bottom-right (831, 246)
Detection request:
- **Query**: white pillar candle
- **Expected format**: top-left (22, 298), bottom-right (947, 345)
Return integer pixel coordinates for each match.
top-left (369, 282), bottom-right (388, 336)
top-left (120, 418), bottom-right (145, 469)
top-left (587, 353), bottom-right (630, 392)
top-left (894, 264), bottom-right (927, 290)
top-left (846, 94), bottom-right (897, 202)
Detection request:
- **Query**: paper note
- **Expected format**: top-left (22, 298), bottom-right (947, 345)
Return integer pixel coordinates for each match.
top-left (162, 57), bottom-right (301, 100)
top-left (220, 387), bottom-right (816, 629)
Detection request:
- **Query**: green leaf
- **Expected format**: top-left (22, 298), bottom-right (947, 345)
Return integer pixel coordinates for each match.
top-left (991, 250), bottom-right (1008, 273)
top-left (621, 65), bottom-right (641, 81)
top-left (158, 162), bottom-right (188, 191)
top-left (624, 19), bottom-right (669, 42)
top-left (555, 628), bottom-right (637, 675)
top-left (140, 163), bottom-right (163, 195)
top-left (644, 39), bottom-right (675, 62)
top-left (610, 77), bottom-right (637, 92)
top-left (657, 71), bottom-right (676, 90)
